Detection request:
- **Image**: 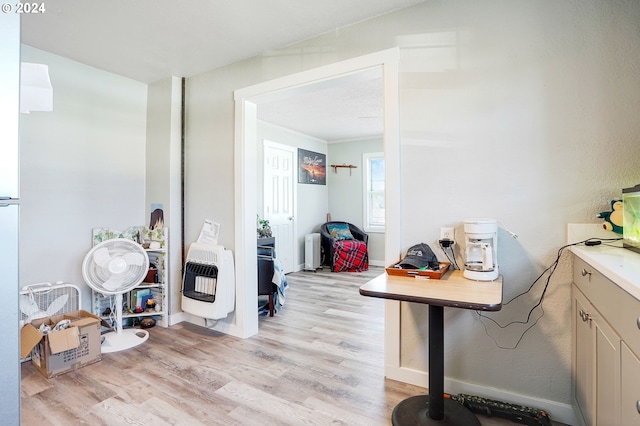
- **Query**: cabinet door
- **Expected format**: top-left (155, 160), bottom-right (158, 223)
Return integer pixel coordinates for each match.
top-left (574, 288), bottom-right (595, 426)
top-left (594, 312), bottom-right (620, 426)
top-left (621, 342), bottom-right (640, 425)
top-left (574, 284), bottom-right (622, 426)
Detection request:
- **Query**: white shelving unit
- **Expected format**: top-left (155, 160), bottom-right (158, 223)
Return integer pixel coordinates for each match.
top-left (90, 226), bottom-right (169, 328)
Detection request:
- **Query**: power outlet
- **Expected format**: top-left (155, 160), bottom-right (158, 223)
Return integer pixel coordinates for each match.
top-left (440, 227), bottom-right (454, 241)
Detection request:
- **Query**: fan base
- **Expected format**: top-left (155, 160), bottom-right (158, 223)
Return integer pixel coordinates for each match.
top-left (101, 329), bottom-right (149, 353)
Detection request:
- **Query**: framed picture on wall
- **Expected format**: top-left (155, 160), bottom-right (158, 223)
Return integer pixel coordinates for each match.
top-left (298, 148), bottom-right (326, 185)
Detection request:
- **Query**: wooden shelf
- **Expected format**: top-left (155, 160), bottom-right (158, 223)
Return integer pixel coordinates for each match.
top-left (330, 164), bottom-right (357, 175)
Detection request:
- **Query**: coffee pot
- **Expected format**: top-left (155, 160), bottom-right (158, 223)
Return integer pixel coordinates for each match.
top-left (463, 218), bottom-right (498, 281)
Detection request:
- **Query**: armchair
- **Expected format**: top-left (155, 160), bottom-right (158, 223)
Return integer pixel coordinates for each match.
top-left (320, 221), bottom-right (369, 272)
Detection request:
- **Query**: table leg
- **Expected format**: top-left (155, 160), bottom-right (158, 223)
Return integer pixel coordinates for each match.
top-left (391, 305), bottom-right (480, 425)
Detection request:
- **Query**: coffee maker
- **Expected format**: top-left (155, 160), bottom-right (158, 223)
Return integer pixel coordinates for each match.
top-left (463, 218), bottom-right (498, 281)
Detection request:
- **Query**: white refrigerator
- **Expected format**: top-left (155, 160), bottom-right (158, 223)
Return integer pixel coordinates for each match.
top-left (0, 12), bottom-right (22, 425)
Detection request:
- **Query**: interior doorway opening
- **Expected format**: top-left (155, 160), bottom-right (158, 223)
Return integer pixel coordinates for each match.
top-left (234, 48), bottom-right (401, 339)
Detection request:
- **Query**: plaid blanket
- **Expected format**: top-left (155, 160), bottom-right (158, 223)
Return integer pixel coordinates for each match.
top-left (332, 240), bottom-right (369, 272)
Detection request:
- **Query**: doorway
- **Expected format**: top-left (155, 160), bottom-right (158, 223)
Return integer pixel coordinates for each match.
top-left (234, 48), bottom-right (401, 339)
top-left (263, 140), bottom-right (296, 274)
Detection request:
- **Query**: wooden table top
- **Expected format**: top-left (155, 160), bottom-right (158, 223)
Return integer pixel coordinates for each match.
top-left (359, 269), bottom-right (503, 311)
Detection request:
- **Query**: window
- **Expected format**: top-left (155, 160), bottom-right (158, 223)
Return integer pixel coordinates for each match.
top-left (363, 152), bottom-right (385, 233)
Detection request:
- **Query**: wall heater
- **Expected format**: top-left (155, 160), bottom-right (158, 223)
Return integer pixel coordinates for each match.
top-left (304, 233), bottom-right (321, 271)
top-left (181, 243), bottom-right (235, 320)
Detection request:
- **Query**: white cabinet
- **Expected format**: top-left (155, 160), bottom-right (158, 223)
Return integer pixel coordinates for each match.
top-left (573, 288), bottom-right (595, 426)
top-left (573, 286), bottom-right (620, 426)
top-left (572, 256), bottom-right (640, 426)
top-left (91, 226), bottom-right (169, 328)
top-left (621, 342), bottom-right (640, 425)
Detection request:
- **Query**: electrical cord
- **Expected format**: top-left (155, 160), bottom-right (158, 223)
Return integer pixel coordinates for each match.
top-left (476, 237), bottom-right (622, 349)
top-left (438, 239), bottom-right (460, 270)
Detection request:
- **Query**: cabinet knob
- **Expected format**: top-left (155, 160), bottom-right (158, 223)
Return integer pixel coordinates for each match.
top-left (636, 400), bottom-right (640, 414)
top-left (580, 269), bottom-right (592, 277)
top-left (579, 309), bottom-right (591, 323)
top-left (637, 317), bottom-right (640, 330)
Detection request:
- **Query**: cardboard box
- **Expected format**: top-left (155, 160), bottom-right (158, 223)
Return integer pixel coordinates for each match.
top-left (20, 310), bottom-right (103, 378)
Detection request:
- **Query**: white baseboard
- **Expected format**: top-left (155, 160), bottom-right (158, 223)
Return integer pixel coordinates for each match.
top-left (384, 365), bottom-right (579, 426)
top-left (168, 312), bottom-right (185, 326)
top-left (169, 312), bottom-right (246, 338)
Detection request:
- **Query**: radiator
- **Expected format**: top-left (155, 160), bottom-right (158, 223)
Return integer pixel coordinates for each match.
top-left (304, 233), bottom-right (321, 271)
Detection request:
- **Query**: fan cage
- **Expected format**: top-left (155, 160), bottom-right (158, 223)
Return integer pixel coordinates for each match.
top-left (83, 238), bottom-right (149, 295)
top-left (19, 282), bottom-right (81, 325)
top-left (20, 282), bottom-right (81, 362)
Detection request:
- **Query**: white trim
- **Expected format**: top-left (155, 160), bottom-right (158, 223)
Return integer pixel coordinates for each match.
top-left (328, 134), bottom-right (384, 144)
top-left (380, 51), bottom-right (403, 384)
top-left (230, 99), bottom-right (259, 338)
top-left (234, 48), bottom-right (402, 342)
top-left (384, 364), bottom-right (578, 426)
top-left (384, 300), bottom-right (401, 376)
top-left (258, 119), bottom-right (328, 144)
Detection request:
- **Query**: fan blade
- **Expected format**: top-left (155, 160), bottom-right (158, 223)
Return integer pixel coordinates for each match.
top-left (19, 294), bottom-right (39, 316)
top-left (103, 275), bottom-right (125, 291)
top-left (30, 310), bottom-right (49, 321)
top-left (93, 247), bottom-right (112, 268)
top-left (45, 294), bottom-right (69, 316)
top-left (123, 252), bottom-right (146, 266)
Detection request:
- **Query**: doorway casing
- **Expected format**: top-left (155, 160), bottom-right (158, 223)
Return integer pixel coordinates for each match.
top-left (233, 48), bottom-right (402, 376)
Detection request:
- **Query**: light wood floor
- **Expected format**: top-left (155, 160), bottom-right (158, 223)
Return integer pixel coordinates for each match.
top-left (21, 267), bottom-right (534, 425)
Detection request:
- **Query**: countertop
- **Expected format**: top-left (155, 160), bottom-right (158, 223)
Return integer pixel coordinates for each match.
top-left (571, 244), bottom-right (640, 301)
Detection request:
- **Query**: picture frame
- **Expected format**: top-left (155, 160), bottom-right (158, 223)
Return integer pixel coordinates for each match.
top-left (298, 148), bottom-right (326, 185)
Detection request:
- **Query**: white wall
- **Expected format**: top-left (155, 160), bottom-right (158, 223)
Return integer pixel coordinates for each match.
top-left (394, 0), bottom-right (640, 410)
top-left (327, 137), bottom-right (385, 265)
top-left (257, 121), bottom-right (328, 269)
top-left (185, 0), bottom-right (640, 419)
top-left (19, 45), bottom-right (147, 309)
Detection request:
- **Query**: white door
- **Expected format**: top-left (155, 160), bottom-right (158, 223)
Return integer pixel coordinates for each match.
top-left (263, 140), bottom-right (295, 273)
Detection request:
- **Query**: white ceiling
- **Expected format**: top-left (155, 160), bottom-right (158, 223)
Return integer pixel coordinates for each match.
top-left (21, 0), bottom-right (423, 141)
top-left (256, 68), bottom-right (384, 142)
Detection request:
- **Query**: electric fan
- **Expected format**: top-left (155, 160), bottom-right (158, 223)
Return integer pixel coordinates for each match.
top-left (19, 282), bottom-right (80, 327)
top-left (82, 238), bottom-right (150, 353)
